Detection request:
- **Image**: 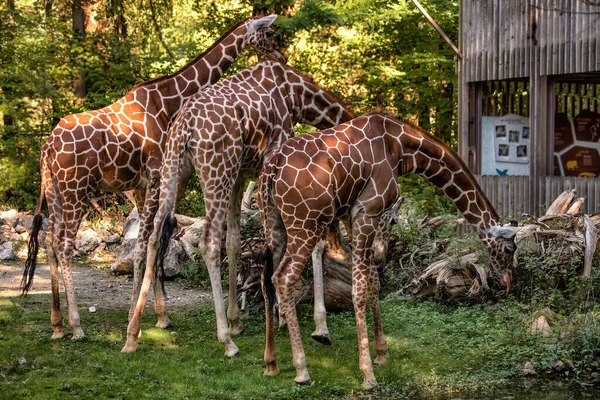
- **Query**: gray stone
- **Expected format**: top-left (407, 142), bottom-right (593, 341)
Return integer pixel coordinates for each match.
top-left (110, 238), bottom-right (136, 275)
top-left (15, 225), bottom-right (27, 234)
top-left (163, 239), bottom-right (188, 278)
top-left (522, 361), bottom-right (537, 376)
top-left (0, 241), bottom-right (16, 261)
top-left (75, 229), bottom-right (101, 254)
top-left (123, 208), bottom-right (140, 239)
top-left (530, 315), bottom-right (551, 337)
top-left (0, 210), bottom-right (19, 228)
top-left (103, 234), bottom-right (122, 245)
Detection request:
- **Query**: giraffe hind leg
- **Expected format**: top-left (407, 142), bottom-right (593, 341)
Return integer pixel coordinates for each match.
top-left (56, 202), bottom-right (87, 340)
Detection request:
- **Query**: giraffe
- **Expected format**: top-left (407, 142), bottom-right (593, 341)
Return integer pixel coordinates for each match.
top-left (20, 12), bottom-right (286, 341)
top-left (258, 112), bottom-right (519, 389)
top-left (121, 59), bottom-right (355, 355)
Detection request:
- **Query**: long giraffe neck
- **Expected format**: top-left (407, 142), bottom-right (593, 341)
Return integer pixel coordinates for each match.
top-left (130, 19), bottom-right (254, 118)
top-left (281, 64), bottom-right (356, 127)
top-left (392, 117), bottom-right (500, 236)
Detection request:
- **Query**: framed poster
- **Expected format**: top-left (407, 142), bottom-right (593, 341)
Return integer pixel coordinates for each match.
top-left (494, 114), bottom-right (529, 163)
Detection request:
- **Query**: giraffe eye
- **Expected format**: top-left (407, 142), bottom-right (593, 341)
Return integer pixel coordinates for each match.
top-left (266, 30), bottom-right (274, 38)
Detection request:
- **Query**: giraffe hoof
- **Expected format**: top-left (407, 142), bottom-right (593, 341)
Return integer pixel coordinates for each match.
top-left (362, 379), bottom-right (378, 391)
top-left (155, 319), bottom-right (172, 329)
top-left (71, 328), bottom-right (85, 340)
top-left (224, 344), bottom-right (240, 358)
top-left (121, 339), bottom-right (139, 353)
top-left (263, 365), bottom-right (279, 377)
top-left (230, 322), bottom-right (245, 336)
top-left (295, 378), bottom-right (312, 386)
top-left (51, 330), bottom-right (65, 340)
top-left (311, 332), bottom-right (331, 345)
top-left (374, 354), bottom-right (389, 365)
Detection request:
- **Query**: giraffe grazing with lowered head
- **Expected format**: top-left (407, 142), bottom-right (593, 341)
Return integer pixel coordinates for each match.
top-left (21, 13), bottom-right (285, 341)
top-left (259, 111), bottom-right (520, 389)
top-left (122, 59), bottom-right (355, 355)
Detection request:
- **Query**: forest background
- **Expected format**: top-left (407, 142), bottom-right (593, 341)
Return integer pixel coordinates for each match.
top-left (0, 0), bottom-right (458, 211)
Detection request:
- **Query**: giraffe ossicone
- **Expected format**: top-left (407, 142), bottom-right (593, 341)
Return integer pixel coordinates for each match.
top-left (259, 111), bottom-right (518, 389)
top-left (21, 12), bottom-right (284, 341)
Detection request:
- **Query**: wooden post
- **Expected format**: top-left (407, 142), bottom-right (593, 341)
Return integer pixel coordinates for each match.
top-left (541, 76), bottom-right (555, 177)
top-left (458, 0), bottom-right (469, 165)
top-left (529, 3), bottom-right (541, 216)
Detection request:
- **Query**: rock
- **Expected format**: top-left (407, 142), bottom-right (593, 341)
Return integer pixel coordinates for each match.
top-left (179, 220), bottom-right (203, 260)
top-left (75, 229), bottom-right (101, 255)
top-left (550, 360), bottom-right (565, 371)
top-left (522, 361), bottom-right (537, 376)
top-left (163, 239), bottom-right (188, 278)
top-left (530, 315), bottom-right (551, 337)
top-left (110, 238), bottom-right (136, 275)
top-left (103, 234), bottom-right (122, 245)
top-left (0, 242), bottom-right (16, 261)
top-left (20, 215), bottom-right (35, 231)
top-left (14, 225), bottom-right (27, 234)
top-left (123, 208), bottom-right (140, 239)
top-left (88, 306), bottom-right (97, 313)
top-left (0, 210), bottom-right (19, 228)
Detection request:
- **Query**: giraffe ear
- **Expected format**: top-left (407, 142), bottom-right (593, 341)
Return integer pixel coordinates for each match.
top-left (490, 225), bottom-right (521, 239)
top-left (249, 14), bottom-right (278, 31)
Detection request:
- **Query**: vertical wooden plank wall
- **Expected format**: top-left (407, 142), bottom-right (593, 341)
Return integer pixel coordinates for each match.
top-left (462, 0), bottom-right (599, 82)
top-left (476, 176), bottom-right (600, 217)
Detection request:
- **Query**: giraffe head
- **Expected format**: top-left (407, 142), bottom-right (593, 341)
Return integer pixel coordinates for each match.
top-left (245, 14), bottom-right (287, 64)
top-left (485, 225), bottom-right (520, 292)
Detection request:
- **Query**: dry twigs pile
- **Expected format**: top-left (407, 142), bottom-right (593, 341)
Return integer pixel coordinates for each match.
top-left (404, 189), bottom-right (599, 301)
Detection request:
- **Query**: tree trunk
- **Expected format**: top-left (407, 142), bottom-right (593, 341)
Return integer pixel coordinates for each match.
top-left (72, 0), bottom-right (86, 103)
top-left (1, 0), bottom-right (16, 140)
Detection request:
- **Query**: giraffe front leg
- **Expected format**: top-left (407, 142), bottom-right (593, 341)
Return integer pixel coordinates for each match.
top-left (226, 179), bottom-right (244, 336)
top-left (311, 239), bottom-right (331, 345)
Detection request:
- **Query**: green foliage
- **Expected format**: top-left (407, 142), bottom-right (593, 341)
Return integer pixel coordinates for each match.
top-left (181, 258), bottom-right (209, 287)
top-left (176, 174), bottom-right (206, 217)
top-left (514, 243), bottom-right (586, 313)
top-left (398, 174), bottom-right (457, 218)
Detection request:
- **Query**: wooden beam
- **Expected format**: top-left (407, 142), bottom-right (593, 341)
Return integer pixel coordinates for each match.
top-left (411, 0), bottom-right (463, 59)
top-left (457, 0), bottom-right (469, 164)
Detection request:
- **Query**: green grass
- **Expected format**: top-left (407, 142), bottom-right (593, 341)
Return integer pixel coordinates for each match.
top-left (0, 294), bottom-right (597, 399)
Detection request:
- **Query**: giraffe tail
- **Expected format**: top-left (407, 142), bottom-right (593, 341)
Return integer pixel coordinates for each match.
top-left (258, 159), bottom-right (280, 312)
top-left (260, 246), bottom-right (276, 312)
top-left (21, 171), bottom-right (47, 296)
top-left (154, 212), bottom-right (178, 296)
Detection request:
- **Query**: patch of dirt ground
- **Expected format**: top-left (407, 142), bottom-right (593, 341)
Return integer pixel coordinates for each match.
top-left (0, 260), bottom-right (211, 310)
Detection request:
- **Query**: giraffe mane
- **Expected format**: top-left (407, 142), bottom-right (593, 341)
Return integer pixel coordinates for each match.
top-left (368, 111), bottom-right (500, 223)
top-left (131, 18), bottom-right (251, 91)
top-left (261, 59), bottom-right (357, 119)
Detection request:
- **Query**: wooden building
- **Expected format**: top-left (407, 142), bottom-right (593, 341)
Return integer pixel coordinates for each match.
top-left (458, 0), bottom-right (600, 216)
